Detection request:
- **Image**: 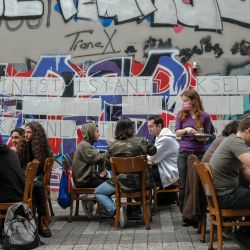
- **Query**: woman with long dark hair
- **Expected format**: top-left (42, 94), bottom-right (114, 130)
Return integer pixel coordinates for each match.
top-left (17, 122), bottom-right (51, 174)
top-left (175, 89), bottom-right (211, 214)
top-left (17, 121), bottom-right (52, 237)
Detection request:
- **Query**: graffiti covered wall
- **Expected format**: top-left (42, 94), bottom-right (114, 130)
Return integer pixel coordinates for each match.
top-left (1, 0), bottom-right (250, 190)
top-left (0, 0), bottom-right (250, 74)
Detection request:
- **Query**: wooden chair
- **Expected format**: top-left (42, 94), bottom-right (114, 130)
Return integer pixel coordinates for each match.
top-left (43, 157), bottom-right (55, 223)
top-left (62, 153), bottom-right (99, 222)
top-left (69, 178), bottom-right (98, 222)
top-left (194, 161), bottom-right (250, 250)
top-left (0, 159), bottom-right (39, 219)
top-left (111, 155), bottom-right (151, 230)
top-left (153, 180), bottom-right (179, 210)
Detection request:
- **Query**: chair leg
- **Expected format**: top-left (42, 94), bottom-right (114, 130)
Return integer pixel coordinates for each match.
top-left (209, 221), bottom-right (214, 250)
top-left (148, 190), bottom-right (153, 221)
top-left (44, 198), bottom-right (51, 224)
top-left (199, 213), bottom-right (206, 243)
top-left (75, 199), bottom-right (79, 216)
top-left (114, 198), bottom-right (120, 229)
top-left (143, 204), bottom-right (151, 230)
top-left (153, 188), bottom-right (158, 211)
top-left (176, 191), bottom-right (179, 206)
top-left (96, 201), bottom-right (101, 221)
top-left (48, 195), bottom-right (54, 216)
top-left (69, 198), bottom-right (73, 223)
top-left (217, 224), bottom-right (223, 250)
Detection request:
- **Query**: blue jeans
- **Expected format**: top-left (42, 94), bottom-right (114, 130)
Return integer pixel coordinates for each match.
top-left (95, 182), bottom-right (115, 215)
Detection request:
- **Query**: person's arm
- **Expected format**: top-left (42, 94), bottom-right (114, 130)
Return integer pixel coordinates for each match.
top-left (176, 127), bottom-right (197, 137)
top-left (81, 144), bottom-right (108, 165)
top-left (148, 137), bottom-right (178, 164)
top-left (238, 152), bottom-right (250, 168)
top-left (175, 115), bottom-right (196, 137)
top-left (240, 164), bottom-right (250, 185)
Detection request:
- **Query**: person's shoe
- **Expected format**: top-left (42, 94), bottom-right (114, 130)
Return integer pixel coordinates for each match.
top-left (119, 207), bottom-right (127, 228)
top-left (81, 200), bottom-right (95, 219)
top-left (94, 203), bottom-right (113, 218)
top-left (38, 216), bottom-right (52, 238)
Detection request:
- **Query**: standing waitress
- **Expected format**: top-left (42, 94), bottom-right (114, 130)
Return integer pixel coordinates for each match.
top-left (175, 89), bottom-right (211, 213)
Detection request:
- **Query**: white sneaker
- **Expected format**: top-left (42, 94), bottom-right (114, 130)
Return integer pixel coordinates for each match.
top-left (119, 207), bottom-right (127, 228)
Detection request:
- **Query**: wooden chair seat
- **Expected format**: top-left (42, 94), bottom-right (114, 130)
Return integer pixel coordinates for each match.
top-left (111, 155), bottom-right (151, 230)
top-left (153, 181), bottom-right (179, 210)
top-left (194, 161), bottom-right (250, 250)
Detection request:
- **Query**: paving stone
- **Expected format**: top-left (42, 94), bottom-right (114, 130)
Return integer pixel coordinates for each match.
top-left (0, 201), bottom-right (242, 250)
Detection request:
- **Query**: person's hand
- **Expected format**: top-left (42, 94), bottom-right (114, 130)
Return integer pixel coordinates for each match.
top-left (100, 170), bottom-right (108, 178)
top-left (10, 146), bottom-right (17, 152)
top-left (108, 138), bottom-right (115, 146)
top-left (186, 127), bottom-right (197, 135)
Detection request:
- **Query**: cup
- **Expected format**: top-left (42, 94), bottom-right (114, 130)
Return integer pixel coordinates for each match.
top-left (196, 128), bottom-right (204, 134)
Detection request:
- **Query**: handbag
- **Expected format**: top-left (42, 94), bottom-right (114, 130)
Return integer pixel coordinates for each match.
top-left (57, 155), bottom-right (71, 209)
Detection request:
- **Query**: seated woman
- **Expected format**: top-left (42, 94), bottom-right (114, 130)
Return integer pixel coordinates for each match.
top-left (95, 117), bottom-right (156, 227)
top-left (17, 122), bottom-right (52, 238)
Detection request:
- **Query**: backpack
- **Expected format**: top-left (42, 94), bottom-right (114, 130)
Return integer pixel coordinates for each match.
top-left (57, 153), bottom-right (72, 209)
top-left (3, 203), bottom-right (41, 250)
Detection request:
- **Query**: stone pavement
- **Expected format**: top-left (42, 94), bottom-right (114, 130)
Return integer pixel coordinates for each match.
top-left (34, 201), bottom-right (241, 250)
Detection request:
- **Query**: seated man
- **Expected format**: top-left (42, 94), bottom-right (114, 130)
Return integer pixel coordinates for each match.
top-left (147, 115), bottom-right (179, 188)
top-left (0, 133), bottom-right (24, 203)
top-left (209, 117), bottom-right (250, 209)
top-left (72, 123), bottom-right (108, 217)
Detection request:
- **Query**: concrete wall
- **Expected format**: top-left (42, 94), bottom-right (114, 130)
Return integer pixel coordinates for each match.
top-left (1, 0), bottom-right (250, 190)
top-left (0, 0), bottom-right (250, 75)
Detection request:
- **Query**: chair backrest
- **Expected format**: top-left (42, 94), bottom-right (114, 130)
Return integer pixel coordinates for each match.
top-left (43, 158), bottom-right (54, 188)
top-left (110, 155), bottom-right (148, 192)
top-left (23, 159), bottom-right (39, 203)
top-left (194, 161), bottom-right (220, 213)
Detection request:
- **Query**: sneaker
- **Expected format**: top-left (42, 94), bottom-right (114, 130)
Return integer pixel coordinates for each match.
top-left (119, 207), bottom-right (127, 228)
top-left (38, 216), bottom-right (52, 238)
top-left (94, 204), bottom-right (113, 218)
top-left (81, 200), bottom-right (95, 218)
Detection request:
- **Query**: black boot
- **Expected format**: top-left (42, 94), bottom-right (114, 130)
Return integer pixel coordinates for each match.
top-left (38, 216), bottom-right (52, 238)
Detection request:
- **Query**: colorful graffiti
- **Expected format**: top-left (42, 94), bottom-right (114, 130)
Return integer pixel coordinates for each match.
top-left (56, 0), bottom-right (250, 30)
top-left (1, 1), bottom-right (250, 31)
top-left (0, 50), bottom-right (197, 190)
top-left (143, 36), bottom-right (224, 62)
